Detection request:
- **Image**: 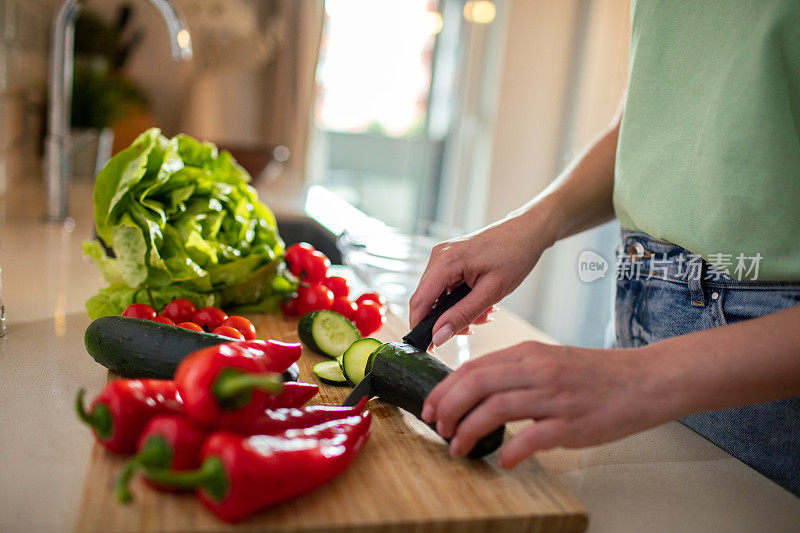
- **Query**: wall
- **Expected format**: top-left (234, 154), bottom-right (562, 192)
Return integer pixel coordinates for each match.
top-left (484, 0), bottom-right (631, 346)
top-left (0, 0), bottom-right (59, 194)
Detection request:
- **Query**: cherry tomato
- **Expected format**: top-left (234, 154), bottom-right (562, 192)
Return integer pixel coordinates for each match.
top-left (192, 307), bottom-right (229, 331)
top-left (153, 316), bottom-right (176, 326)
top-left (212, 326), bottom-right (246, 340)
top-left (356, 292), bottom-right (386, 308)
top-left (296, 283), bottom-right (334, 316)
top-left (354, 301), bottom-right (386, 336)
top-left (286, 243), bottom-right (315, 277)
top-left (122, 303), bottom-right (157, 320)
top-left (161, 298), bottom-right (197, 324)
top-left (332, 296), bottom-right (358, 321)
top-left (299, 251), bottom-right (330, 282)
top-left (324, 276), bottom-right (349, 298)
top-left (220, 316), bottom-right (257, 341)
top-left (281, 296), bottom-right (299, 316)
top-left (176, 322), bottom-right (204, 332)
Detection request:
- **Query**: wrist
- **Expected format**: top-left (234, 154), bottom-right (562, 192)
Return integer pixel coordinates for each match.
top-left (504, 193), bottom-right (565, 251)
top-left (637, 342), bottom-right (697, 421)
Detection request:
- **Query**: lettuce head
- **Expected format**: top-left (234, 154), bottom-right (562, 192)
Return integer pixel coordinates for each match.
top-left (83, 128), bottom-right (293, 319)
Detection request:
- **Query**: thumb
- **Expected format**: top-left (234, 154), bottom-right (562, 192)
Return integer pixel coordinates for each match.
top-left (431, 276), bottom-right (501, 346)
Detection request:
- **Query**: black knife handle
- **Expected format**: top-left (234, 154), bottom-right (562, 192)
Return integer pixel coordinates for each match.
top-left (402, 283), bottom-right (471, 350)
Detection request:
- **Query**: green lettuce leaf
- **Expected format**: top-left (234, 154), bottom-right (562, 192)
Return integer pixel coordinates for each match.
top-left (84, 128), bottom-right (293, 318)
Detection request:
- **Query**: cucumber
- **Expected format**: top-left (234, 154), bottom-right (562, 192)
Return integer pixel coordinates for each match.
top-left (85, 315), bottom-right (299, 381)
top-left (368, 342), bottom-right (505, 459)
top-left (312, 360), bottom-right (348, 386)
top-left (297, 310), bottom-right (360, 358)
top-left (341, 338), bottom-right (383, 385)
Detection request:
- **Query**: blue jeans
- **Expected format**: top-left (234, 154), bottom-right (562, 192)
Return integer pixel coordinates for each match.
top-left (615, 230), bottom-right (800, 496)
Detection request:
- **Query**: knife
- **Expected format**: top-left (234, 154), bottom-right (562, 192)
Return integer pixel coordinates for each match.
top-left (342, 282), bottom-right (471, 407)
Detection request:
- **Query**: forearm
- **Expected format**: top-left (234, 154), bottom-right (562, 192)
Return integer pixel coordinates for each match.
top-left (500, 111), bottom-right (621, 249)
top-left (647, 305), bottom-right (800, 418)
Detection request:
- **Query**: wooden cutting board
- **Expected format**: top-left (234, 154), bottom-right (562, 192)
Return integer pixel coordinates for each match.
top-left (75, 313), bottom-right (588, 533)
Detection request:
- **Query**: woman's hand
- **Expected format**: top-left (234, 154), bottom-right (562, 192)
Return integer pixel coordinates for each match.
top-left (421, 341), bottom-right (674, 468)
top-left (409, 208), bottom-right (560, 346)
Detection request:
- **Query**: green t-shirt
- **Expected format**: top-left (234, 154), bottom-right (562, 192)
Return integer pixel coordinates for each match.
top-left (614, 0), bottom-right (800, 280)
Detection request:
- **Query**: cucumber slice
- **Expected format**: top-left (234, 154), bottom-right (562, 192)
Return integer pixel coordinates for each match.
top-left (341, 338), bottom-right (383, 385)
top-left (313, 360), bottom-right (348, 385)
top-left (298, 310), bottom-right (360, 358)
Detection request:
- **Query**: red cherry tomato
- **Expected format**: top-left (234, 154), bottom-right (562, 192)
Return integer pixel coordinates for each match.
top-left (153, 316), bottom-right (176, 326)
top-left (324, 276), bottom-right (349, 298)
top-left (332, 296), bottom-right (358, 321)
top-left (296, 283), bottom-right (335, 316)
top-left (161, 298), bottom-right (197, 324)
top-left (220, 316), bottom-right (257, 341)
top-left (285, 243), bottom-right (315, 277)
top-left (212, 326), bottom-right (246, 340)
top-left (356, 292), bottom-right (386, 308)
top-left (354, 301), bottom-right (386, 336)
top-left (300, 251), bottom-right (330, 282)
top-left (176, 322), bottom-right (204, 332)
top-left (192, 307), bottom-right (228, 332)
top-left (122, 303), bottom-right (157, 320)
top-left (281, 296), bottom-right (299, 316)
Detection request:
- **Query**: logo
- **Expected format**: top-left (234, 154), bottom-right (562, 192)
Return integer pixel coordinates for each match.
top-left (578, 250), bottom-right (608, 283)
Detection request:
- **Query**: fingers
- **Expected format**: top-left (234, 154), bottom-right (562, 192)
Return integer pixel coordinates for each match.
top-left (408, 258), bottom-right (463, 329)
top-left (422, 345), bottom-right (529, 419)
top-left (430, 275), bottom-right (503, 346)
top-left (426, 362), bottom-right (540, 439)
top-left (449, 390), bottom-right (553, 457)
top-left (453, 306), bottom-right (497, 336)
top-left (498, 419), bottom-right (568, 469)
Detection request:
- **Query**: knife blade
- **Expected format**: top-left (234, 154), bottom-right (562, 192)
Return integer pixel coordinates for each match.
top-left (342, 283), bottom-right (471, 407)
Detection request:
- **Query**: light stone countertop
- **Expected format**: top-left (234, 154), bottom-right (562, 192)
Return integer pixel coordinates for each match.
top-left (1, 177), bottom-right (798, 533)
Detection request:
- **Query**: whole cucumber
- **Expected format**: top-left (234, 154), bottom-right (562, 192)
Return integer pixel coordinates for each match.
top-left (368, 342), bottom-right (505, 459)
top-left (84, 315), bottom-right (299, 381)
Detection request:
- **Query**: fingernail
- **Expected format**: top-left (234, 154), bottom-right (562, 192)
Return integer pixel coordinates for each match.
top-left (432, 324), bottom-right (454, 346)
top-left (421, 404), bottom-right (434, 422)
top-left (450, 437), bottom-right (463, 456)
top-left (436, 420), bottom-right (451, 439)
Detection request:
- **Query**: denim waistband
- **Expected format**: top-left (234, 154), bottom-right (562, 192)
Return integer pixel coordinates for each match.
top-left (618, 230), bottom-right (800, 289)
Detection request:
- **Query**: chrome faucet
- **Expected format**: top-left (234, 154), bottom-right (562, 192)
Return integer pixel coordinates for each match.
top-left (44, 0), bottom-right (192, 222)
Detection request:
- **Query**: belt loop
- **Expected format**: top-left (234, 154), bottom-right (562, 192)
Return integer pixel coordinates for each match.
top-left (689, 260), bottom-right (706, 307)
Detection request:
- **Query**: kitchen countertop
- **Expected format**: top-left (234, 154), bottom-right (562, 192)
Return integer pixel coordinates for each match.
top-left (1, 177), bottom-right (798, 532)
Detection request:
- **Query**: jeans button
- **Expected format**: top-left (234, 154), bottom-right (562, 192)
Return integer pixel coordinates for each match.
top-left (627, 241), bottom-right (645, 261)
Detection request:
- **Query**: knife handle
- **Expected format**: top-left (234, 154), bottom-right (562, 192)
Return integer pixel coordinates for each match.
top-left (402, 283), bottom-right (471, 350)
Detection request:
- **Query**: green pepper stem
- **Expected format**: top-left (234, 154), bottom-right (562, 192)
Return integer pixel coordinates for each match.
top-left (211, 369), bottom-right (283, 409)
top-left (74, 389), bottom-right (112, 439)
top-left (142, 457), bottom-right (228, 502)
top-left (115, 436), bottom-right (173, 503)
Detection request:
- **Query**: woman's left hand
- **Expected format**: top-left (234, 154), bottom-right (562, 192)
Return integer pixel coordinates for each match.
top-left (421, 341), bottom-right (674, 468)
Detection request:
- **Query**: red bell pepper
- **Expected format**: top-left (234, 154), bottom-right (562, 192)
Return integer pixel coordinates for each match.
top-left (239, 339), bottom-right (302, 372)
top-left (262, 381), bottom-right (319, 409)
top-left (175, 342), bottom-right (283, 429)
top-left (240, 397), bottom-right (368, 435)
top-left (74, 380), bottom-right (182, 454)
top-left (115, 414), bottom-right (209, 502)
top-left (142, 410), bottom-right (373, 522)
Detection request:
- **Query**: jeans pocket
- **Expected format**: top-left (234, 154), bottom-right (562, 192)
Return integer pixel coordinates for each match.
top-left (718, 286), bottom-right (800, 326)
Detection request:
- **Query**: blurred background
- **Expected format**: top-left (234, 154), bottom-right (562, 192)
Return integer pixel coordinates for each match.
top-left (0, 0), bottom-right (629, 348)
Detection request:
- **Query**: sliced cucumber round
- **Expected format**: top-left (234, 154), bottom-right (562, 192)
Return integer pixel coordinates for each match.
top-left (298, 310), bottom-right (360, 358)
top-left (341, 338), bottom-right (383, 386)
top-left (312, 360), bottom-right (348, 386)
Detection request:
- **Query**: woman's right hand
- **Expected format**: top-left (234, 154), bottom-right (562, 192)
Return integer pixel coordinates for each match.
top-left (409, 210), bottom-right (557, 346)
